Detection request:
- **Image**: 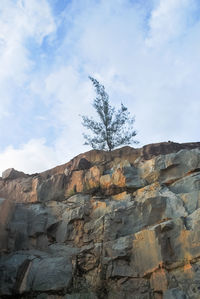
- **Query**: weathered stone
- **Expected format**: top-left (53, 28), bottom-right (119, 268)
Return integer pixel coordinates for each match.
top-left (0, 143), bottom-right (200, 298)
top-left (65, 293), bottom-right (98, 299)
top-left (107, 277), bottom-right (151, 299)
top-left (0, 198), bottom-right (15, 251)
top-left (104, 235), bottom-right (132, 260)
top-left (138, 148), bottom-right (200, 185)
top-left (2, 168), bottom-right (28, 180)
top-left (150, 268), bottom-right (168, 292)
top-left (186, 208), bottom-right (200, 229)
top-left (99, 161), bottom-right (145, 193)
top-left (141, 141), bottom-right (200, 160)
top-left (37, 174), bottom-right (66, 201)
top-left (0, 252), bottom-right (72, 295)
top-left (84, 165), bottom-right (101, 191)
top-left (0, 253), bottom-right (33, 296)
top-left (0, 176), bottom-right (38, 202)
top-left (132, 229), bottom-right (162, 276)
top-left (163, 288), bottom-right (188, 298)
top-left (66, 170), bottom-right (84, 196)
top-left (27, 256), bottom-right (72, 292)
top-left (169, 172), bottom-right (200, 214)
top-left (36, 295), bottom-right (64, 299)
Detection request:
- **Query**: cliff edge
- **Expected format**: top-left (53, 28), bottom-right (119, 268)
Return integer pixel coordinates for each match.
top-left (0, 141), bottom-right (200, 298)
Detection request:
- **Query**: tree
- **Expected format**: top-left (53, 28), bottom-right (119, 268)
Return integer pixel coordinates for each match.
top-left (81, 76), bottom-right (138, 151)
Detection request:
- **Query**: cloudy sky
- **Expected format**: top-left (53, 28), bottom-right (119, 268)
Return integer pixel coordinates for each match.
top-left (0, 0), bottom-right (200, 175)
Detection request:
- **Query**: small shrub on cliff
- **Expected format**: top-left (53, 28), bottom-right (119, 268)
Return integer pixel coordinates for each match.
top-left (81, 76), bottom-right (138, 151)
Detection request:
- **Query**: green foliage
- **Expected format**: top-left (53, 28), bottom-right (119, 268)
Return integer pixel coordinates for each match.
top-left (81, 76), bottom-right (138, 151)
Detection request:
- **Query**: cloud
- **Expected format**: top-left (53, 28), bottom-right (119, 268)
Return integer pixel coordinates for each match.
top-left (0, 0), bottom-right (56, 119)
top-left (0, 134), bottom-right (89, 175)
top-left (146, 0), bottom-right (198, 46)
top-left (0, 0), bottom-right (200, 174)
top-left (0, 139), bottom-right (58, 175)
top-left (48, 0), bottom-right (200, 145)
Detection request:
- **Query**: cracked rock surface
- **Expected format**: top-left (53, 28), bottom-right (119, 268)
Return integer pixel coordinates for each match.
top-left (0, 142), bottom-right (200, 298)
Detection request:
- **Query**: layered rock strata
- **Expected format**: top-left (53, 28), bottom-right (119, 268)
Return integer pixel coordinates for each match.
top-left (0, 142), bottom-right (200, 298)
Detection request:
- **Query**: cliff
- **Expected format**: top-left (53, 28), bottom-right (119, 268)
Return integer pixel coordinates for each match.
top-left (0, 141), bottom-right (200, 299)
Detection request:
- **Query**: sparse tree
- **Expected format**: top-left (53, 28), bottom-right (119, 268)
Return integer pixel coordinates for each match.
top-left (81, 76), bottom-right (138, 151)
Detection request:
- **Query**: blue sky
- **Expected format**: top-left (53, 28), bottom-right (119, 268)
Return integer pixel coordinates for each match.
top-left (0, 0), bottom-right (200, 174)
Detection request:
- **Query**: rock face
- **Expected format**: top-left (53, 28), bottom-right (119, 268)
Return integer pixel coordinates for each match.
top-left (0, 141), bottom-right (200, 298)
top-left (2, 168), bottom-right (29, 180)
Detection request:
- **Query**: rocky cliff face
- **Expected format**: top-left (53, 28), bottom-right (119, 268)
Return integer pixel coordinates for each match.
top-left (0, 142), bottom-right (200, 299)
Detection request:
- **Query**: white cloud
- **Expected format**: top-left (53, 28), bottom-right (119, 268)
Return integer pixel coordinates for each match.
top-left (0, 0), bottom-right (200, 174)
top-left (0, 0), bottom-right (56, 119)
top-left (0, 139), bottom-right (58, 175)
top-left (54, 0), bottom-right (200, 146)
top-left (146, 0), bottom-right (198, 46)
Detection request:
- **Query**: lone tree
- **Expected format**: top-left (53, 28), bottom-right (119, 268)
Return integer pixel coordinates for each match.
top-left (81, 76), bottom-right (138, 151)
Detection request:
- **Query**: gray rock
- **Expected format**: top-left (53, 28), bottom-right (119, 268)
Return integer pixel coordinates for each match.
top-left (2, 168), bottom-right (28, 180)
top-left (163, 288), bottom-right (188, 298)
top-left (27, 256), bottom-right (72, 292)
top-left (37, 174), bottom-right (66, 202)
top-left (0, 253), bottom-right (32, 295)
top-left (169, 172), bottom-right (200, 214)
top-left (0, 198), bottom-right (15, 251)
top-left (123, 165), bottom-right (145, 189)
top-left (65, 293), bottom-right (98, 299)
top-left (186, 208), bottom-right (200, 230)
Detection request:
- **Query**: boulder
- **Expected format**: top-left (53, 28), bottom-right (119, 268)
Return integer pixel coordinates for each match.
top-left (0, 252), bottom-right (72, 296)
top-left (27, 256), bottom-right (72, 292)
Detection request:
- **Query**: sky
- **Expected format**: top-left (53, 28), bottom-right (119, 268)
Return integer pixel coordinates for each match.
top-left (0, 0), bottom-right (200, 175)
